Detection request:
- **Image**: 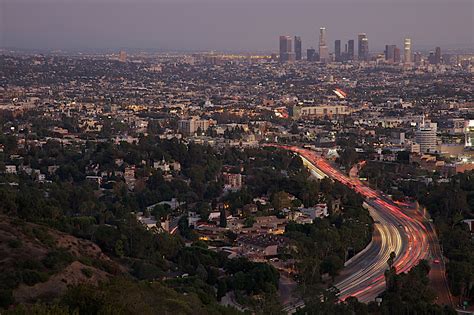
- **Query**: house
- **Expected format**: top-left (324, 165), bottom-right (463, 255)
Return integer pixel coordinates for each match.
top-left (5, 165), bottom-right (17, 174)
top-left (153, 158), bottom-right (170, 172)
top-left (300, 204), bottom-right (329, 220)
top-left (208, 212), bottom-right (223, 223)
top-left (188, 212), bottom-right (201, 228)
top-left (223, 172), bottom-right (242, 191)
top-left (47, 165), bottom-right (59, 174)
top-left (124, 166), bottom-right (136, 189)
top-left (146, 198), bottom-right (184, 212)
top-left (237, 234), bottom-right (288, 261)
top-left (19, 165), bottom-right (33, 175)
top-left (86, 176), bottom-right (103, 187)
top-left (462, 219), bottom-right (474, 232)
top-left (37, 173), bottom-right (46, 182)
top-left (136, 212), bottom-right (170, 233)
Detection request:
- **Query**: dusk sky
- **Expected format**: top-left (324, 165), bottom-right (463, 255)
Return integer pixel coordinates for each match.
top-left (1, 0), bottom-right (473, 52)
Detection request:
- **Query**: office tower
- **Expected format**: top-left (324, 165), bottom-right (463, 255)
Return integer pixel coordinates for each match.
top-left (288, 52), bottom-right (296, 62)
top-left (404, 38), bottom-right (411, 64)
top-left (347, 39), bottom-right (355, 60)
top-left (413, 52), bottom-right (422, 65)
top-left (119, 51), bottom-right (127, 62)
top-left (334, 40), bottom-right (341, 62)
top-left (319, 27), bottom-right (330, 63)
top-left (435, 47), bottom-right (441, 64)
top-left (416, 120), bottom-right (438, 153)
top-left (307, 48), bottom-right (316, 61)
top-left (294, 36), bottom-right (302, 61)
top-left (428, 52), bottom-right (435, 64)
top-left (385, 45), bottom-right (396, 62)
top-left (394, 47), bottom-right (401, 63)
top-left (279, 35), bottom-right (292, 63)
top-left (358, 33), bottom-right (368, 61)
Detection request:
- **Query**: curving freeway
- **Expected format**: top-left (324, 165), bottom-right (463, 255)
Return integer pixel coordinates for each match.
top-left (272, 145), bottom-right (433, 303)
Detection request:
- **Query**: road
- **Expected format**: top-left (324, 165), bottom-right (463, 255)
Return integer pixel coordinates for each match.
top-left (278, 274), bottom-right (298, 306)
top-left (410, 208), bottom-right (454, 307)
top-left (272, 145), bottom-right (442, 304)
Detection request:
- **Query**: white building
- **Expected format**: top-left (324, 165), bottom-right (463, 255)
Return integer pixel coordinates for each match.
top-left (415, 120), bottom-right (438, 153)
top-left (465, 120), bottom-right (474, 148)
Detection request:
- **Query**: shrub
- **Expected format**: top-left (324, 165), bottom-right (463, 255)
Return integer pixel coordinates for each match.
top-left (19, 270), bottom-right (49, 286)
top-left (42, 250), bottom-right (74, 270)
top-left (81, 268), bottom-right (93, 278)
top-left (0, 289), bottom-right (14, 309)
top-left (7, 239), bottom-right (22, 249)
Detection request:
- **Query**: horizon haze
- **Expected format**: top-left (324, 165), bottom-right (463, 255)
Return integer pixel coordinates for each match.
top-left (1, 0), bottom-right (473, 52)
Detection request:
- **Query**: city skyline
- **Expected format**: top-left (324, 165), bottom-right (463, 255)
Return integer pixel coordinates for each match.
top-left (2, 0), bottom-right (473, 52)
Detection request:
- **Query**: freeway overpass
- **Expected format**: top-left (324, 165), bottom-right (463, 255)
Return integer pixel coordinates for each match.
top-left (299, 154), bottom-right (327, 179)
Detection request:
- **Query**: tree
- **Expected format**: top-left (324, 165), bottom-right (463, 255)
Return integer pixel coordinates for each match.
top-left (219, 208), bottom-right (227, 228)
top-left (271, 191), bottom-right (291, 211)
top-left (387, 251), bottom-right (396, 268)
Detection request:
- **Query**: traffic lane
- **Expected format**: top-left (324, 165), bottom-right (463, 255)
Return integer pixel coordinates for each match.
top-left (336, 227), bottom-right (383, 279)
top-left (336, 205), bottom-right (405, 301)
top-left (277, 146), bottom-right (430, 303)
top-left (424, 222), bottom-right (453, 306)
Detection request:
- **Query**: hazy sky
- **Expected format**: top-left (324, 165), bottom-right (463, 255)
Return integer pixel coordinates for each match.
top-left (1, 0), bottom-right (473, 52)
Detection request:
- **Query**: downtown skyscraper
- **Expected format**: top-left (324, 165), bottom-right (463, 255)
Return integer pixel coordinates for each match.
top-left (279, 35), bottom-right (294, 63)
top-left (385, 44), bottom-right (397, 62)
top-left (319, 27), bottom-right (329, 63)
top-left (358, 33), bottom-right (369, 61)
top-left (404, 38), bottom-right (412, 64)
top-left (347, 39), bottom-right (355, 60)
top-left (334, 40), bottom-right (341, 62)
top-left (294, 36), bottom-right (302, 61)
top-left (435, 46), bottom-right (441, 64)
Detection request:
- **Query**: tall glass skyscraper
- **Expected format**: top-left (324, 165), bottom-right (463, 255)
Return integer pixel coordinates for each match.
top-left (334, 40), bottom-right (341, 62)
top-left (358, 33), bottom-right (369, 61)
top-left (279, 35), bottom-right (293, 63)
top-left (347, 39), bottom-right (355, 60)
top-left (294, 36), bottom-right (302, 61)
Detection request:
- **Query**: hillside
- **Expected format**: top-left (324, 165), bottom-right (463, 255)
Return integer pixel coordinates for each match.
top-left (0, 216), bottom-right (125, 305)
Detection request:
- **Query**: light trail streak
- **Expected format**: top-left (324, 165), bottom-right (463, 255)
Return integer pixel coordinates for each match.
top-left (269, 144), bottom-right (431, 303)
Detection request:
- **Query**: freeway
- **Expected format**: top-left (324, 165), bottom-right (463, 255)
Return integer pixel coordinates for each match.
top-left (273, 145), bottom-right (434, 303)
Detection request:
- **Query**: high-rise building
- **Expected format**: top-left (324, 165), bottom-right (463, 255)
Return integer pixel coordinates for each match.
top-left (404, 38), bottom-right (411, 64)
top-left (319, 27), bottom-right (330, 63)
top-left (428, 51), bottom-right (435, 64)
top-left (416, 120), bottom-right (438, 153)
top-left (347, 39), bottom-right (355, 60)
top-left (413, 52), bottom-right (422, 65)
top-left (294, 36), bottom-right (302, 61)
top-left (334, 40), bottom-right (341, 62)
top-left (394, 47), bottom-right (401, 63)
top-left (119, 51), bottom-right (127, 62)
top-left (178, 117), bottom-right (213, 135)
top-left (279, 36), bottom-right (293, 63)
top-left (358, 33), bottom-right (369, 61)
top-left (435, 47), bottom-right (441, 64)
top-left (307, 48), bottom-right (317, 61)
top-left (385, 45), bottom-right (396, 62)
